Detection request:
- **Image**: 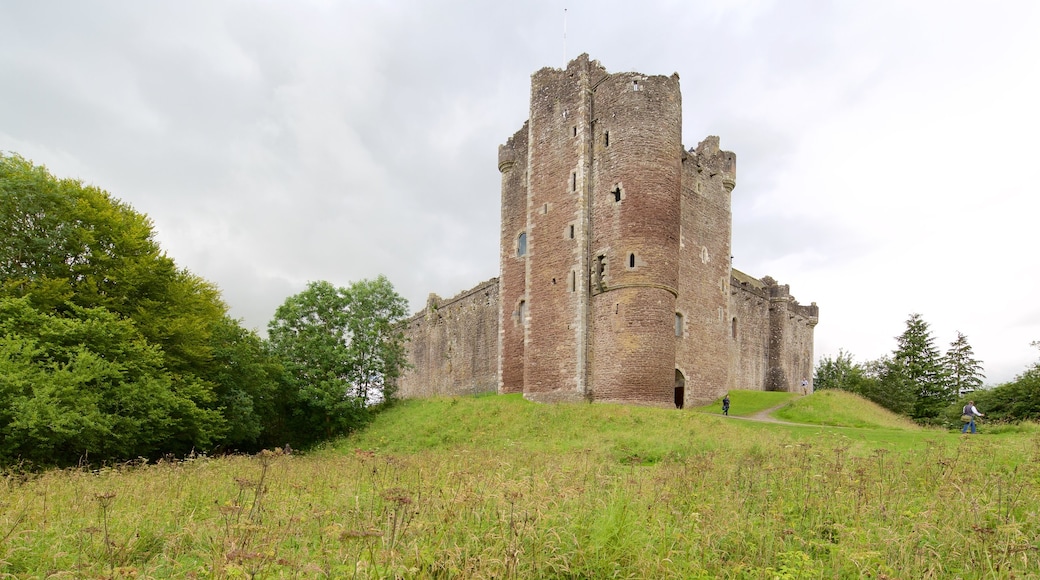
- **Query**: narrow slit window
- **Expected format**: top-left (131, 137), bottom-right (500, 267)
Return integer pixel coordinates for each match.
top-left (612, 186), bottom-right (622, 203)
top-left (569, 224), bottom-right (575, 239)
top-left (675, 313), bottom-right (683, 337)
top-left (629, 253), bottom-right (636, 268)
top-left (571, 172), bottom-right (576, 192)
top-left (572, 126), bottom-right (577, 137)
top-left (732, 317), bottom-right (738, 339)
top-left (604, 130), bottom-right (610, 147)
top-left (518, 300), bottom-right (526, 325)
top-left (570, 271), bottom-right (576, 292)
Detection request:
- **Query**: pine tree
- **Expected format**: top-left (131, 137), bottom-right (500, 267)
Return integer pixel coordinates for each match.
top-left (891, 313), bottom-right (951, 422)
top-left (943, 331), bottom-right (985, 396)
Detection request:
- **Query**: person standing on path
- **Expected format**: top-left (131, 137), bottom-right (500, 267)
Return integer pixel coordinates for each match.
top-left (961, 400), bottom-right (985, 434)
top-left (722, 394), bottom-right (730, 416)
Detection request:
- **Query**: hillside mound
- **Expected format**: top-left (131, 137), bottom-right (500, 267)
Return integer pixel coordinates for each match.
top-left (773, 389), bottom-right (922, 430)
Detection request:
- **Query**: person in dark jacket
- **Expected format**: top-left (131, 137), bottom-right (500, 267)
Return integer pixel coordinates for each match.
top-left (961, 401), bottom-right (984, 434)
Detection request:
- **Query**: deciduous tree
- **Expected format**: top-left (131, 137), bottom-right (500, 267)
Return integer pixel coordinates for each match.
top-left (0, 153), bottom-right (280, 462)
top-left (268, 276), bottom-right (408, 443)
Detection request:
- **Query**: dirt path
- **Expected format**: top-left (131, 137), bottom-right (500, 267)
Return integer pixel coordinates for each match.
top-left (716, 402), bottom-right (805, 426)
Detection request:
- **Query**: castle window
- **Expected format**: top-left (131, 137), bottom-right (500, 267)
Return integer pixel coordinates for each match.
top-left (675, 313), bottom-right (683, 337)
top-left (629, 253), bottom-right (636, 268)
top-left (517, 232), bottom-right (527, 256)
top-left (571, 172), bottom-right (576, 192)
top-left (632, 80), bottom-right (640, 91)
top-left (569, 224), bottom-right (575, 239)
top-left (518, 300), bottom-right (526, 325)
top-left (572, 126), bottom-right (577, 137)
top-left (612, 185), bottom-right (622, 203)
top-left (570, 270), bottom-right (576, 292)
top-left (604, 131), bottom-right (610, 147)
top-left (732, 317), bottom-right (738, 339)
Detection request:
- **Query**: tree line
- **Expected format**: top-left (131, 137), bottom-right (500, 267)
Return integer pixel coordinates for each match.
top-left (814, 313), bottom-right (1040, 426)
top-left (0, 153), bottom-right (408, 467)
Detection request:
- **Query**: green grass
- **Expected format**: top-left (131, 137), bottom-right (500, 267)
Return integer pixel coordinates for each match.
top-left (691, 389), bottom-right (800, 417)
top-left (2, 391), bottom-right (1039, 578)
top-left (774, 389), bottom-right (923, 430)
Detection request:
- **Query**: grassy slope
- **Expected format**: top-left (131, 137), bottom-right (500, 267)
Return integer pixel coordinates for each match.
top-left (337, 390), bottom-right (930, 461)
top-left (773, 389), bottom-right (923, 430)
top-left (689, 389), bottom-right (799, 417)
top-left (4, 391), bottom-right (1038, 578)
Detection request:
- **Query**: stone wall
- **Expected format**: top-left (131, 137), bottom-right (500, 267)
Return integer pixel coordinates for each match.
top-left (396, 278), bottom-right (499, 399)
top-left (728, 271), bottom-right (818, 394)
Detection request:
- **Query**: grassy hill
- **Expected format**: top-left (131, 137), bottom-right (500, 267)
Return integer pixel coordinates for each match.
top-left (1, 391), bottom-right (1037, 578)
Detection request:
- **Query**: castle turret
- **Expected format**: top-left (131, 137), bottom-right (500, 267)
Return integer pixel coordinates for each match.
top-left (676, 137), bottom-right (737, 404)
top-left (520, 55), bottom-right (605, 402)
top-left (498, 124), bottom-right (528, 394)
top-left (587, 69), bottom-right (683, 406)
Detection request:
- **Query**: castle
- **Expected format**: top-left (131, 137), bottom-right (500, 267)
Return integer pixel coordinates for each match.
top-left (398, 55), bottom-right (818, 407)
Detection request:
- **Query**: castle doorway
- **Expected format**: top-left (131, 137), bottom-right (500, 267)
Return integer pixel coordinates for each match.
top-left (674, 369), bottom-right (686, 409)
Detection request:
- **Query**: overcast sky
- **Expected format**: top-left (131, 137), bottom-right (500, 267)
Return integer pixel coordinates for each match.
top-left (2, 1), bottom-right (1038, 384)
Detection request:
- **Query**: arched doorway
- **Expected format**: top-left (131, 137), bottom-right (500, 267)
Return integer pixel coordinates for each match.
top-left (674, 369), bottom-right (686, 409)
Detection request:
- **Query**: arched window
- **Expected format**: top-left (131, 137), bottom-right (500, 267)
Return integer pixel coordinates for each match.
top-left (518, 300), bottom-right (526, 325)
top-left (517, 232), bottom-right (527, 257)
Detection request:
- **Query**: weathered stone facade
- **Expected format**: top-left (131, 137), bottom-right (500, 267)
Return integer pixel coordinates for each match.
top-left (396, 279), bottom-right (498, 398)
top-left (398, 55), bottom-right (818, 406)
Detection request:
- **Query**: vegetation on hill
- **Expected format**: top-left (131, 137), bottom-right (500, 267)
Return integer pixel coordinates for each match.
top-left (0, 153), bottom-right (408, 466)
top-left (815, 313), bottom-right (992, 426)
top-left (774, 389), bottom-right (922, 430)
top-left (1, 393), bottom-right (1038, 578)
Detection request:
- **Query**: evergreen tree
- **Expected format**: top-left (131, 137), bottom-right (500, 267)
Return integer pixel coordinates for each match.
top-left (891, 313), bottom-right (952, 422)
top-left (943, 331), bottom-right (985, 396)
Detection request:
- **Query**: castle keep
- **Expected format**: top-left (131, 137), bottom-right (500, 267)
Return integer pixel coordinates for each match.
top-left (398, 55), bottom-right (818, 407)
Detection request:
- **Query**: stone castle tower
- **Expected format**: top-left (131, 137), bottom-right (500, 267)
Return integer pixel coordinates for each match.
top-left (397, 55), bottom-right (818, 406)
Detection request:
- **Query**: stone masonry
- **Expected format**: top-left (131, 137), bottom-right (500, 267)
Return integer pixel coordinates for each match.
top-left (396, 55), bottom-right (818, 406)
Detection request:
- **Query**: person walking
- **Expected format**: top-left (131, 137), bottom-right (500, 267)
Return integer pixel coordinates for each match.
top-left (961, 400), bottom-right (985, 434)
top-left (722, 394), bottom-right (730, 416)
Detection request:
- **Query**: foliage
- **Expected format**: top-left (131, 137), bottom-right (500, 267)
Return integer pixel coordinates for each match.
top-left (0, 296), bottom-right (223, 465)
top-left (889, 313), bottom-right (953, 422)
top-left (0, 153), bottom-right (281, 463)
top-left (813, 349), bottom-right (874, 393)
top-left (943, 331), bottom-right (985, 395)
top-left (267, 276), bottom-right (408, 444)
top-left (858, 355), bottom-right (916, 415)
